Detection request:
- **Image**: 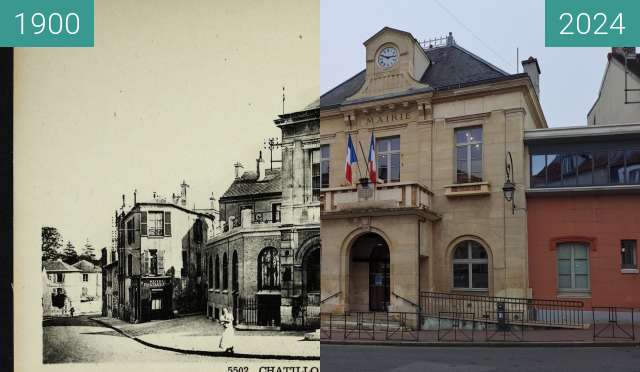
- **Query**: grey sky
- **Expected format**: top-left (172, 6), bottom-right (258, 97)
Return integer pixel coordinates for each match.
top-left (15, 0), bottom-right (319, 255)
top-left (320, 0), bottom-right (609, 127)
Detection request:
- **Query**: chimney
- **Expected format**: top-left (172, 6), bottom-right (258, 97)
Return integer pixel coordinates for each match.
top-left (121, 194), bottom-right (125, 209)
top-left (133, 189), bottom-right (137, 205)
top-left (257, 151), bottom-right (265, 181)
top-left (180, 180), bottom-right (189, 207)
top-left (521, 56), bottom-right (541, 97)
top-left (234, 162), bottom-right (244, 179)
top-left (209, 193), bottom-right (217, 210)
top-left (446, 32), bottom-right (455, 46)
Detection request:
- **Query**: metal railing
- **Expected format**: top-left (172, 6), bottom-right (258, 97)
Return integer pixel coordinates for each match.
top-left (420, 291), bottom-right (585, 328)
top-left (592, 307), bottom-right (635, 340)
top-left (252, 210), bottom-right (280, 224)
top-left (320, 311), bottom-right (421, 341)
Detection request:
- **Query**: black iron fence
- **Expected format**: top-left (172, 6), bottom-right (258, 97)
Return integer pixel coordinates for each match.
top-left (592, 307), bottom-right (636, 341)
top-left (420, 291), bottom-right (585, 328)
top-left (320, 311), bottom-right (422, 341)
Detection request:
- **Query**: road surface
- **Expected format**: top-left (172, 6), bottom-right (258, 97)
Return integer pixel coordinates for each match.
top-left (321, 343), bottom-right (640, 372)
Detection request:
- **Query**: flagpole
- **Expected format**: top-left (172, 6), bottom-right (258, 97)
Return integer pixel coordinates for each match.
top-left (358, 141), bottom-right (370, 179)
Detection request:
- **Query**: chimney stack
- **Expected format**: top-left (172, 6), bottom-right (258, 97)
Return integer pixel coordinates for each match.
top-left (257, 151), bottom-right (265, 181)
top-left (209, 193), bottom-right (217, 210)
top-left (133, 189), bottom-right (137, 205)
top-left (521, 56), bottom-right (541, 97)
top-left (234, 162), bottom-right (244, 179)
top-left (446, 32), bottom-right (455, 46)
top-left (180, 180), bottom-right (189, 207)
top-left (121, 194), bottom-right (125, 209)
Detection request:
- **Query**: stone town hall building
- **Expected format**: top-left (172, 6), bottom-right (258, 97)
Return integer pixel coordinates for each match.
top-left (320, 27), bottom-right (547, 314)
top-left (205, 107), bottom-right (321, 329)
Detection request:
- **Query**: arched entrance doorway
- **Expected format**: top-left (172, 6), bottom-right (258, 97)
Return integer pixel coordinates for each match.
top-left (350, 233), bottom-right (390, 312)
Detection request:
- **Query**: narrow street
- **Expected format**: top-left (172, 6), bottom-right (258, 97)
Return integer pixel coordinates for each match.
top-left (321, 344), bottom-right (640, 372)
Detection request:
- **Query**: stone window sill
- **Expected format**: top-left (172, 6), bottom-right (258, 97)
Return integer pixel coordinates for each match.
top-left (621, 268), bottom-right (639, 274)
top-left (557, 290), bottom-right (591, 299)
top-left (444, 182), bottom-right (490, 197)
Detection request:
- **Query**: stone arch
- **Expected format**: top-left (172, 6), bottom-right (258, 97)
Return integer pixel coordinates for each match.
top-left (445, 235), bottom-right (494, 293)
top-left (340, 227), bottom-right (394, 312)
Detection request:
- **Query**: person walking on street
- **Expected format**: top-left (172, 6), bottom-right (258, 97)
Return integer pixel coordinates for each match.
top-left (70, 307), bottom-right (75, 317)
top-left (218, 307), bottom-right (235, 354)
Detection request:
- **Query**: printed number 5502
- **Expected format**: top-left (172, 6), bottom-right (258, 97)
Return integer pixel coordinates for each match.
top-left (228, 367), bottom-right (248, 372)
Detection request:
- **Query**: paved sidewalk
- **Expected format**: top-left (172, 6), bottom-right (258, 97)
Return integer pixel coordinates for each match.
top-left (91, 315), bottom-right (319, 359)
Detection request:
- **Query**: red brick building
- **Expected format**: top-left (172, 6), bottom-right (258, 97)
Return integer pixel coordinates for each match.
top-left (525, 124), bottom-right (640, 309)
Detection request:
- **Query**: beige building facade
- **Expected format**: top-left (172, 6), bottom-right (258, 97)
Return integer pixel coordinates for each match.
top-left (320, 28), bottom-right (547, 314)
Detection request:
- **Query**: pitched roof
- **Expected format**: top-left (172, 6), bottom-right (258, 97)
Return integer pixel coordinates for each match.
top-left (220, 168), bottom-right (282, 200)
top-left (43, 260), bottom-right (81, 272)
top-left (73, 260), bottom-right (101, 273)
top-left (320, 44), bottom-right (510, 108)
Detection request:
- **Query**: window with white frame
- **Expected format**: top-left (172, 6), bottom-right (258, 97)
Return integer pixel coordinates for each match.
top-left (455, 127), bottom-right (483, 183)
top-left (148, 212), bottom-right (164, 236)
top-left (557, 242), bottom-right (590, 291)
top-left (82, 274), bottom-right (88, 282)
top-left (377, 136), bottom-right (400, 183)
top-left (621, 240), bottom-right (637, 270)
top-left (452, 240), bottom-right (488, 290)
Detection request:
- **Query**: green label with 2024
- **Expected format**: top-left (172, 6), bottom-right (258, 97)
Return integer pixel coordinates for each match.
top-left (545, 0), bottom-right (640, 47)
top-left (0, 0), bottom-right (93, 47)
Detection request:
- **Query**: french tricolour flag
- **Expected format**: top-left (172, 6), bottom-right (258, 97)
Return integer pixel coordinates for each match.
top-left (345, 134), bottom-right (357, 184)
top-left (368, 132), bottom-right (377, 183)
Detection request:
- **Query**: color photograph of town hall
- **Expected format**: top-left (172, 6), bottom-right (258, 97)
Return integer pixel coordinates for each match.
top-left (318, 26), bottom-right (640, 345)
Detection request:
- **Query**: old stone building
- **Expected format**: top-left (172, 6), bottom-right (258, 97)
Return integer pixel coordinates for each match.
top-left (320, 27), bottom-right (546, 315)
top-left (205, 107), bottom-right (320, 329)
top-left (42, 259), bottom-right (102, 316)
top-left (111, 183), bottom-right (215, 323)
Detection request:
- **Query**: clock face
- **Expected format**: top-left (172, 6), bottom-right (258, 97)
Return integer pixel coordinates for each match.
top-left (377, 46), bottom-right (399, 69)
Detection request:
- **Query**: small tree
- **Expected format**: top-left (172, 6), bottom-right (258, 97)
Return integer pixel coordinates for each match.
top-left (41, 227), bottom-right (63, 261)
top-left (78, 238), bottom-right (97, 262)
top-left (61, 241), bottom-right (79, 264)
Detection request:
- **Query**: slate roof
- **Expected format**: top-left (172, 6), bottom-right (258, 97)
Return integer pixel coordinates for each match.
top-left (43, 260), bottom-right (81, 272)
top-left (320, 44), bottom-right (511, 108)
top-left (73, 260), bottom-right (101, 273)
top-left (220, 168), bottom-right (281, 200)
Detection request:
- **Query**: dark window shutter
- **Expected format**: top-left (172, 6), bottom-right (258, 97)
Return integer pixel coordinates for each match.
top-left (164, 212), bottom-right (171, 236)
top-left (140, 212), bottom-right (147, 236)
top-left (143, 250), bottom-right (149, 275)
top-left (158, 250), bottom-right (165, 275)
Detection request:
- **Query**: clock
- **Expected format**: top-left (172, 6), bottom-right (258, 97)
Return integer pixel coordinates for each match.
top-left (377, 46), bottom-right (398, 69)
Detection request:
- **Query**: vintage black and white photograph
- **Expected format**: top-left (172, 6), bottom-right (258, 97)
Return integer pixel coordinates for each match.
top-left (13, 0), bottom-right (320, 370)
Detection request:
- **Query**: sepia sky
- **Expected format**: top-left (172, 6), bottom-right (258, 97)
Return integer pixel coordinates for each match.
top-left (320, 0), bottom-right (609, 127)
top-left (15, 0), bottom-right (319, 254)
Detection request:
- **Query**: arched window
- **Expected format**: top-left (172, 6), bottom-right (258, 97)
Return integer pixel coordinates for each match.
top-left (208, 255), bottom-right (213, 288)
top-left (215, 254), bottom-right (220, 289)
top-left (452, 240), bottom-right (488, 290)
top-left (258, 247), bottom-right (279, 290)
top-left (222, 252), bottom-right (228, 289)
top-left (232, 251), bottom-right (239, 292)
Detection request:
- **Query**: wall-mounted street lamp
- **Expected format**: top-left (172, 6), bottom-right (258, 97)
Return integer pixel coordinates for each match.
top-left (502, 151), bottom-right (525, 214)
